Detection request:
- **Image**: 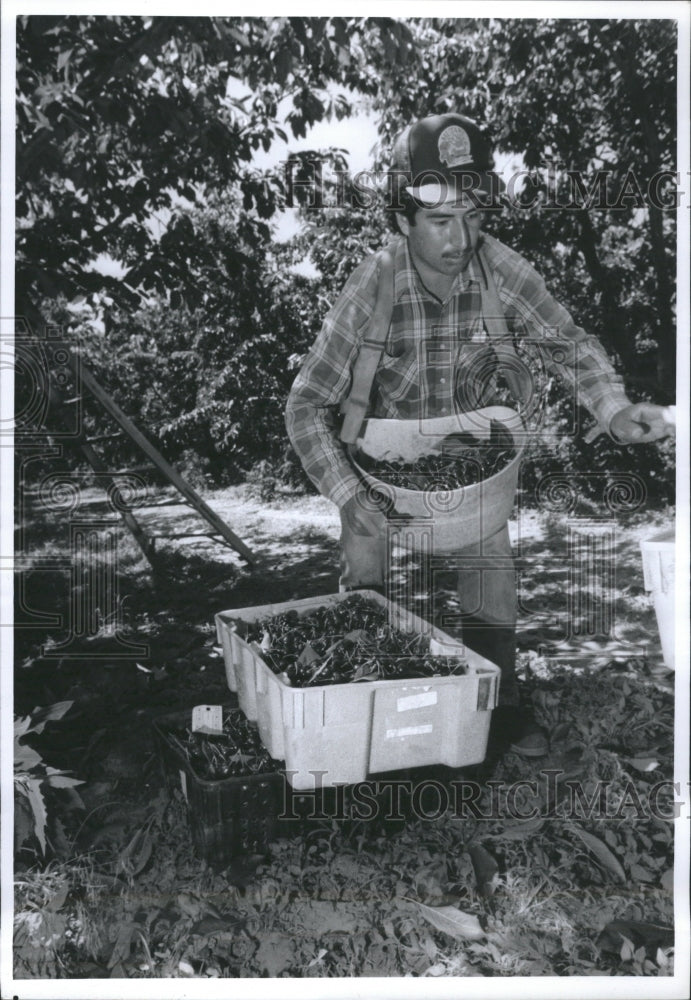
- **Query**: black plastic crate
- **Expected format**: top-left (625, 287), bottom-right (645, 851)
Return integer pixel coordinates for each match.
top-left (154, 710), bottom-right (454, 864)
top-left (153, 707), bottom-right (287, 867)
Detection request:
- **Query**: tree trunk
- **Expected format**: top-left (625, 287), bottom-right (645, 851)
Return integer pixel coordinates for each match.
top-left (619, 23), bottom-right (676, 399)
top-left (575, 210), bottom-right (638, 377)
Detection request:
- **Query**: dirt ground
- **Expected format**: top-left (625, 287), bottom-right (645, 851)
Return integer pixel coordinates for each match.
top-left (13, 481), bottom-right (677, 980)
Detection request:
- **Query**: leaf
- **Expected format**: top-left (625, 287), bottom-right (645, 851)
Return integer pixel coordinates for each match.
top-left (423, 962), bottom-right (447, 976)
top-left (406, 900), bottom-right (484, 941)
top-left (25, 701), bottom-right (74, 735)
top-left (189, 916), bottom-right (235, 936)
top-left (598, 920), bottom-right (674, 957)
top-left (57, 49), bottom-right (73, 72)
top-left (307, 948), bottom-right (327, 969)
top-left (436, 430), bottom-right (481, 454)
top-left (117, 827), bottom-right (152, 876)
top-left (343, 629), bottom-right (368, 643)
top-left (107, 920), bottom-right (137, 969)
top-left (15, 744), bottom-right (43, 771)
top-left (44, 771), bottom-right (84, 789)
top-left (627, 757), bottom-right (660, 772)
top-left (656, 946), bottom-right (673, 970)
top-left (570, 825), bottom-right (626, 883)
top-left (413, 863), bottom-right (447, 902)
top-left (45, 880), bottom-right (69, 912)
top-left (14, 797), bottom-right (35, 852)
top-left (661, 868), bottom-right (674, 892)
top-left (23, 777), bottom-right (48, 854)
top-left (620, 935), bottom-right (635, 961)
top-left (14, 715), bottom-right (33, 740)
top-left (254, 933), bottom-right (298, 976)
top-left (630, 862), bottom-right (655, 883)
top-left (297, 641), bottom-right (321, 665)
top-left (177, 891), bottom-right (206, 920)
top-left (352, 663), bottom-right (379, 682)
top-left (488, 816), bottom-right (544, 840)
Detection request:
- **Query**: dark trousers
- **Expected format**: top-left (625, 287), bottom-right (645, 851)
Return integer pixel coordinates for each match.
top-left (338, 515), bottom-right (519, 706)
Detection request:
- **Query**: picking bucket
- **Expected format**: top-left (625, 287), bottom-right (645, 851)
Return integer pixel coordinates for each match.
top-left (350, 406), bottom-right (524, 554)
top-left (640, 529), bottom-right (675, 670)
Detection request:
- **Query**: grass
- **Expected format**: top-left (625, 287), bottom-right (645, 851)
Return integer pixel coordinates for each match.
top-left (12, 483), bottom-right (676, 980)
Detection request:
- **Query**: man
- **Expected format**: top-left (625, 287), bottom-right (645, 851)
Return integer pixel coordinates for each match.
top-left (285, 113), bottom-right (673, 757)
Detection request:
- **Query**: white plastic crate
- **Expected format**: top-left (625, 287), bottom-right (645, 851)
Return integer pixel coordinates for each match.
top-left (214, 611), bottom-right (260, 718)
top-left (215, 612), bottom-right (239, 692)
top-left (640, 529), bottom-right (675, 670)
top-left (215, 590), bottom-right (500, 789)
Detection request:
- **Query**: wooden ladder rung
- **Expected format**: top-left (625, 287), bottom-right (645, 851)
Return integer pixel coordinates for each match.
top-left (139, 495), bottom-right (181, 507)
top-left (111, 465), bottom-right (161, 475)
top-left (86, 431), bottom-right (125, 443)
top-left (150, 531), bottom-right (221, 540)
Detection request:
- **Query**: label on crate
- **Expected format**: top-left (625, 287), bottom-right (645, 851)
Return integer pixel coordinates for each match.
top-left (386, 724), bottom-right (434, 739)
top-left (429, 637), bottom-right (464, 657)
top-left (192, 704), bottom-right (223, 735)
top-left (397, 691), bottom-right (437, 712)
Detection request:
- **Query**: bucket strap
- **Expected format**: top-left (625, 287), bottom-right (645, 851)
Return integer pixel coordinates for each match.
top-left (340, 245), bottom-right (396, 444)
top-left (476, 246), bottom-right (532, 409)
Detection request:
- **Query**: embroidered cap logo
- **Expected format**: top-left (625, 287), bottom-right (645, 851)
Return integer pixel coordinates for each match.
top-left (438, 125), bottom-right (474, 168)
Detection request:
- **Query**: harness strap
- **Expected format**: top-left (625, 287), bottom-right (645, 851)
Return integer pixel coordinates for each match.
top-left (339, 246), bottom-right (396, 444)
top-left (476, 246), bottom-right (532, 409)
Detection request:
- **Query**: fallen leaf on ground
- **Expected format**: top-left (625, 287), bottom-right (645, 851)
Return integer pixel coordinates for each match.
top-left (254, 932), bottom-right (301, 976)
top-left (307, 948), bottom-right (327, 969)
top-left (116, 827), bottom-right (152, 876)
top-left (570, 825), bottom-right (626, 883)
top-left (189, 916), bottom-right (239, 936)
top-left (423, 962), bottom-right (447, 976)
top-left (629, 862), bottom-right (655, 883)
top-left (627, 757), bottom-right (660, 772)
top-left (487, 816), bottom-right (544, 840)
top-left (597, 920), bottom-right (674, 957)
top-left (661, 868), bottom-right (674, 892)
top-left (406, 900), bottom-right (484, 941)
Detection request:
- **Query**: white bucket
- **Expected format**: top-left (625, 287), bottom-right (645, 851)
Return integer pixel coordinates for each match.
top-left (351, 406), bottom-right (524, 554)
top-left (640, 529), bottom-right (675, 670)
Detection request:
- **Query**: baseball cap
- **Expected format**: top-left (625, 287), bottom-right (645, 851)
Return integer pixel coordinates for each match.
top-left (391, 113), bottom-right (504, 207)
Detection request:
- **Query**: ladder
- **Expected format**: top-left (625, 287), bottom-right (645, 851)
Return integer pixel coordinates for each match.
top-left (51, 353), bottom-right (257, 569)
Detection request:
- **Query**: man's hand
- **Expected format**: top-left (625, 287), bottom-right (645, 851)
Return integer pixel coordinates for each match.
top-left (340, 491), bottom-right (389, 537)
top-left (609, 403), bottom-right (676, 444)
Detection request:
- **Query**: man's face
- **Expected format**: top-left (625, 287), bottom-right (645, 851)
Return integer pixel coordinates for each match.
top-left (398, 197), bottom-right (483, 279)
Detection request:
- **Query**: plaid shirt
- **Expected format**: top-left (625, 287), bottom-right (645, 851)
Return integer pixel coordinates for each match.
top-left (285, 232), bottom-right (631, 507)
